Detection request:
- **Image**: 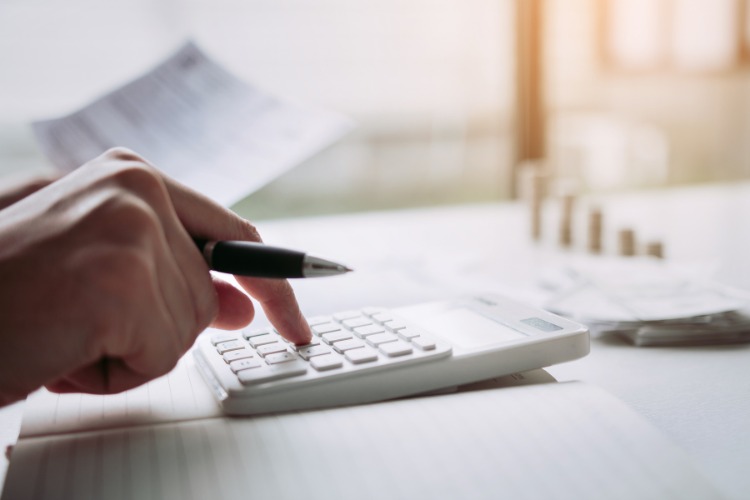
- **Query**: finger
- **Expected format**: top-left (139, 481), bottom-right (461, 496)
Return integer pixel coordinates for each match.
top-left (157, 172), bottom-right (310, 343)
top-left (0, 171), bottom-right (60, 210)
top-left (211, 275), bottom-right (255, 330)
top-left (107, 157), bottom-right (219, 333)
top-left (151, 210), bottom-right (219, 338)
top-left (142, 188), bottom-right (219, 333)
top-left (236, 276), bottom-right (312, 345)
top-left (45, 380), bottom-right (83, 394)
top-left (121, 162), bottom-right (250, 331)
top-left (46, 358), bottom-right (156, 395)
top-left (98, 258), bottom-right (185, 383)
top-left (150, 227), bottom-right (199, 350)
top-left (160, 173), bottom-right (260, 242)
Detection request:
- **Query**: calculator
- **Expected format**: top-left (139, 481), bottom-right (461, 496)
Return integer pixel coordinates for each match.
top-left (193, 294), bottom-right (589, 415)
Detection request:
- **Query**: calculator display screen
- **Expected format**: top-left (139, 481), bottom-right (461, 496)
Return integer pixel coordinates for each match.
top-left (416, 307), bottom-right (527, 349)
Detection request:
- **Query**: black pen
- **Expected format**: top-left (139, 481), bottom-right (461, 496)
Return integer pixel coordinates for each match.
top-left (193, 239), bottom-right (352, 278)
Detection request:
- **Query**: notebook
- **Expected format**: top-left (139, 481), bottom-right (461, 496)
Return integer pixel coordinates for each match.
top-left (1, 359), bottom-right (721, 500)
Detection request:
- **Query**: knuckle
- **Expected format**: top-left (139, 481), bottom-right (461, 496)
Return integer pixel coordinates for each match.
top-left (101, 147), bottom-right (145, 163)
top-left (108, 162), bottom-right (166, 202)
top-left (237, 218), bottom-right (262, 242)
top-left (91, 191), bottom-right (161, 242)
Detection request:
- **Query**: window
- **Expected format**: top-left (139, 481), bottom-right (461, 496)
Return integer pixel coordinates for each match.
top-left (546, 0), bottom-right (750, 192)
top-left (0, 0), bottom-right (517, 217)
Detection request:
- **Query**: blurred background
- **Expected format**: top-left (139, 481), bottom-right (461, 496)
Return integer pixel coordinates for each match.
top-left (1, 0), bottom-right (750, 218)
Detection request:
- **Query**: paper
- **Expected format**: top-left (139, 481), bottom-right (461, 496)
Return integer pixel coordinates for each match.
top-left (32, 41), bottom-right (353, 206)
top-left (18, 352), bottom-right (552, 439)
top-left (539, 256), bottom-right (750, 345)
top-left (543, 257), bottom-right (746, 322)
top-left (19, 357), bottom-right (221, 439)
top-left (2, 382), bottom-right (721, 500)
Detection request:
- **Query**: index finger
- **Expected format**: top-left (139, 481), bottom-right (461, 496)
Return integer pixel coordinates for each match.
top-left (235, 276), bottom-right (312, 345)
top-left (159, 172), bottom-right (312, 344)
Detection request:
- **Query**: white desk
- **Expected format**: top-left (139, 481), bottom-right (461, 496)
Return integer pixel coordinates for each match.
top-left (2, 181), bottom-right (749, 498)
top-left (251, 182), bottom-right (750, 500)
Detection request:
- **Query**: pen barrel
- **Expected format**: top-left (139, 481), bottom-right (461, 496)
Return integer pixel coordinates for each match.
top-left (206, 241), bottom-right (305, 278)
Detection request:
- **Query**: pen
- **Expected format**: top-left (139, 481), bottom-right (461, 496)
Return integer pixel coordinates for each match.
top-left (193, 239), bottom-right (352, 278)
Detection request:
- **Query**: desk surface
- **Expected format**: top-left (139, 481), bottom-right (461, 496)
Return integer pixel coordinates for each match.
top-left (2, 181), bottom-right (750, 498)
top-left (252, 182), bottom-right (750, 500)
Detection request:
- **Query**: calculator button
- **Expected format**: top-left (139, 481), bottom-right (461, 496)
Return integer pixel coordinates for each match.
top-left (223, 349), bottom-right (255, 363)
top-left (365, 332), bottom-right (399, 347)
top-left (248, 334), bottom-right (280, 348)
top-left (310, 355), bottom-right (343, 371)
top-left (210, 332), bottom-right (238, 345)
top-left (379, 341), bottom-right (413, 357)
top-left (313, 323), bottom-right (342, 335)
top-left (237, 361), bottom-right (307, 385)
top-left (353, 324), bottom-right (386, 338)
top-left (256, 343), bottom-right (289, 357)
top-left (243, 328), bottom-right (275, 339)
top-left (265, 351), bottom-right (298, 365)
top-left (411, 336), bottom-right (437, 351)
top-left (292, 338), bottom-right (321, 350)
top-left (371, 313), bottom-right (393, 323)
top-left (306, 316), bottom-right (332, 326)
top-left (345, 347), bottom-right (378, 364)
top-left (333, 339), bottom-right (365, 353)
top-left (297, 345), bottom-right (331, 360)
top-left (342, 317), bottom-right (371, 328)
top-left (333, 311), bottom-right (360, 321)
top-left (229, 358), bottom-right (262, 373)
top-left (322, 330), bottom-right (353, 344)
top-left (384, 320), bottom-right (407, 331)
top-left (396, 327), bottom-right (421, 340)
top-left (215, 340), bottom-right (245, 354)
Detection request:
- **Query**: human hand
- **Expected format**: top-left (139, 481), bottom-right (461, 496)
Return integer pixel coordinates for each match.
top-left (0, 148), bottom-right (311, 405)
top-left (0, 171), bottom-right (59, 211)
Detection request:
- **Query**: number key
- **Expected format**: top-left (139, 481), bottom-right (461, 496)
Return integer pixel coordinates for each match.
top-left (229, 358), bottom-right (262, 373)
top-left (379, 340), bottom-right (413, 358)
top-left (256, 343), bottom-right (288, 357)
top-left (215, 340), bottom-right (245, 354)
top-left (223, 349), bottom-right (255, 363)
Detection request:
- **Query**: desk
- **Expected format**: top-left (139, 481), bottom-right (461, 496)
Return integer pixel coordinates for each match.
top-left (252, 182), bottom-right (750, 500)
top-left (2, 181), bottom-right (750, 498)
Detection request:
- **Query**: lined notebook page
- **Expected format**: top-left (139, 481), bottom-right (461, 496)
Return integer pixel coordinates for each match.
top-left (20, 357), bottom-right (222, 438)
top-left (2, 382), bottom-right (721, 500)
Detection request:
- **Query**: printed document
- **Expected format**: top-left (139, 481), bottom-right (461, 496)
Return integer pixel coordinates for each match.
top-left (32, 42), bottom-right (353, 206)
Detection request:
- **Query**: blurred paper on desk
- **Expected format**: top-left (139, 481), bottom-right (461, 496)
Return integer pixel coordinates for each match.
top-left (31, 41), bottom-right (354, 207)
top-left (541, 256), bottom-right (750, 346)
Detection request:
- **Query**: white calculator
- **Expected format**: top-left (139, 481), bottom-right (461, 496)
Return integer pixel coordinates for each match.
top-left (193, 294), bottom-right (589, 415)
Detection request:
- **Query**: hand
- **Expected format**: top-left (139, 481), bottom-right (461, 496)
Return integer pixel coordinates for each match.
top-left (0, 148), bottom-right (311, 405)
top-left (0, 171), bottom-right (59, 210)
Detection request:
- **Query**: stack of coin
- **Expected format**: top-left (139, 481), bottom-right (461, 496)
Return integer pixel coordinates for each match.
top-left (529, 170), bottom-right (546, 241)
top-left (588, 207), bottom-right (603, 254)
top-left (619, 228), bottom-right (636, 257)
top-left (559, 193), bottom-right (575, 247)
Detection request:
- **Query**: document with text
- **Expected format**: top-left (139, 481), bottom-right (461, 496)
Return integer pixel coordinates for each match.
top-left (32, 41), bottom-right (353, 206)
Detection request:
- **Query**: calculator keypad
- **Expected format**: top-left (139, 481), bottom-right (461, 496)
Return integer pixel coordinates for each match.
top-left (206, 307), bottom-right (449, 388)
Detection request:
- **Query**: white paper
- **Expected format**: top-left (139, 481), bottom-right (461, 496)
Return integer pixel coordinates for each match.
top-left (19, 357), bottom-right (222, 439)
top-left (543, 257), bottom-right (747, 322)
top-left (2, 382), bottom-right (722, 500)
top-left (32, 41), bottom-right (353, 206)
top-left (18, 349), bottom-right (552, 439)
